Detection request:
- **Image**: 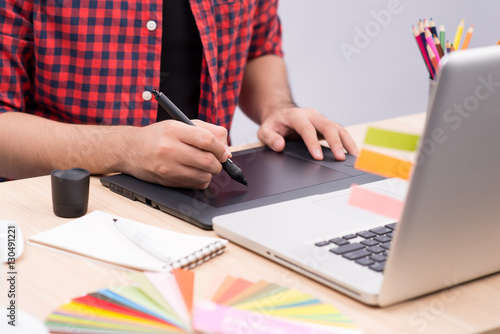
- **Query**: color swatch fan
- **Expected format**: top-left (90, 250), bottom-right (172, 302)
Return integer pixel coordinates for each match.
top-left (46, 269), bottom-right (362, 334)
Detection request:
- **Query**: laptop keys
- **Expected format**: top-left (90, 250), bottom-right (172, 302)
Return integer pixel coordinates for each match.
top-left (343, 249), bottom-right (371, 260)
top-left (355, 257), bottom-right (375, 266)
top-left (385, 223), bottom-right (397, 230)
top-left (369, 261), bottom-right (386, 272)
top-left (361, 238), bottom-right (378, 247)
top-left (370, 253), bottom-right (387, 262)
top-left (329, 237), bottom-right (349, 246)
top-left (374, 235), bottom-right (391, 243)
top-left (314, 241), bottom-right (330, 247)
top-left (369, 226), bottom-right (392, 235)
top-left (320, 222), bottom-right (397, 273)
top-left (329, 243), bottom-right (364, 255)
top-left (356, 231), bottom-right (376, 238)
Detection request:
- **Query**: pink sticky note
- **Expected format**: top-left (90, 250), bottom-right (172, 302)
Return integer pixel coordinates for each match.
top-left (348, 185), bottom-right (404, 220)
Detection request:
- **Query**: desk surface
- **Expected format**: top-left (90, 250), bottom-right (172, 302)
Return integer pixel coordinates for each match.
top-left (1, 113), bottom-right (499, 334)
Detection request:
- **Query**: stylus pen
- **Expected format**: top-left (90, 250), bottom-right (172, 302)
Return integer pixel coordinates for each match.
top-left (113, 219), bottom-right (172, 263)
top-left (152, 89), bottom-right (248, 186)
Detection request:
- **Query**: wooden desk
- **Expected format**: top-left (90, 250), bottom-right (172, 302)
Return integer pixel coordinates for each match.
top-left (1, 113), bottom-right (499, 334)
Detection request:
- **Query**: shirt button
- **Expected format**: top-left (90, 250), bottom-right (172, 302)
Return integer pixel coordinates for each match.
top-left (146, 20), bottom-right (157, 31)
top-left (142, 91), bottom-right (152, 101)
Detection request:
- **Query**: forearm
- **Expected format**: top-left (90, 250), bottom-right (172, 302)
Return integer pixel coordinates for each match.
top-left (0, 112), bottom-right (138, 179)
top-left (239, 54), bottom-right (295, 124)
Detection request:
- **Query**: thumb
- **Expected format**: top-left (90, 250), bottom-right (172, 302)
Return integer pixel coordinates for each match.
top-left (257, 126), bottom-right (286, 152)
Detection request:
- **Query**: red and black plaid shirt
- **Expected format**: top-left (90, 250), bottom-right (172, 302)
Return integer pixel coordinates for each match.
top-left (0, 0), bottom-right (283, 131)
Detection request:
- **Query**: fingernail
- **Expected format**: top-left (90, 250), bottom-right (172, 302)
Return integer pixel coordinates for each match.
top-left (272, 139), bottom-right (281, 151)
top-left (335, 148), bottom-right (346, 160)
top-left (225, 145), bottom-right (232, 158)
top-left (314, 149), bottom-right (323, 160)
top-left (221, 151), bottom-right (229, 162)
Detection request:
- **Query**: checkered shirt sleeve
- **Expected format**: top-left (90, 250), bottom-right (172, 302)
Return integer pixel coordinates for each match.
top-left (0, 0), bottom-right (283, 131)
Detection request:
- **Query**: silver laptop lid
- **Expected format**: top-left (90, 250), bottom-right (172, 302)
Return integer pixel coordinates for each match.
top-left (380, 46), bottom-right (500, 306)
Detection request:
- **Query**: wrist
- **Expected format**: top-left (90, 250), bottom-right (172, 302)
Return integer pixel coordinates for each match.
top-left (258, 100), bottom-right (298, 124)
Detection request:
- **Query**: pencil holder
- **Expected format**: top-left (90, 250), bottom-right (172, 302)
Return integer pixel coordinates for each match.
top-left (51, 168), bottom-right (90, 218)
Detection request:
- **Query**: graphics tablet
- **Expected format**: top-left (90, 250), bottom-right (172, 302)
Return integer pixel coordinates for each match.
top-left (100, 141), bottom-right (383, 229)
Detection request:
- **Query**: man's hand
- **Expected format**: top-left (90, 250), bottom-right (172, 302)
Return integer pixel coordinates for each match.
top-left (239, 54), bottom-right (358, 161)
top-left (126, 120), bottom-right (231, 189)
top-left (257, 105), bottom-right (359, 161)
top-left (0, 112), bottom-right (230, 189)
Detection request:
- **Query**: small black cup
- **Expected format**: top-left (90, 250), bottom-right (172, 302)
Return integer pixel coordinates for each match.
top-left (51, 168), bottom-right (90, 218)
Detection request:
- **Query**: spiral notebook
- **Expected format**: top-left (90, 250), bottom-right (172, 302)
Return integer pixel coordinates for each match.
top-left (29, 210), bottom-right (227, 272)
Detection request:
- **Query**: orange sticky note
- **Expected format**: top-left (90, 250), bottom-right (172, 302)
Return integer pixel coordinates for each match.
top-left (348, 185), bottom-right (404, 220)
top-left (354, 149), bottom-right (413, 180)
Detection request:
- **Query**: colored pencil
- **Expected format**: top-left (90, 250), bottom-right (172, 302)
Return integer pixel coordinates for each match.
top-left (427, 45), bottom-right (439, 76)
top-left (434, 36), bottom-right (445, 58)
top-left (413, 25), bottom-right (434, 79)
top-left (418, 21), bottom-right (427, 47)
top-left (450, 43), bottom-right (456, 52)
top-left (453, 18), bottom-right (465, 50)
top-left (461, 26), bottom-right (474, 50)
top-left (424, 18), bottom-right (430, 31)
top-left (497, 38), bottom-right (500, 46)
top-left (425, 28), bottom-right (441, 63)
top-left (446, 41), bottom-right (452, 53)
top-left (429, 18), bottom-right (438, 38)
top-left (439, 25), bottom-right (446, 49)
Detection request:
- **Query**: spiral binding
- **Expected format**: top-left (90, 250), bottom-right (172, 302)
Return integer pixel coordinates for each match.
top-left (168, 241), bottom-right (226, 270)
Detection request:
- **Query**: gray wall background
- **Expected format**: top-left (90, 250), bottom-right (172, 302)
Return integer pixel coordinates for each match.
top-left (230, 0), bottom-right (500, 145)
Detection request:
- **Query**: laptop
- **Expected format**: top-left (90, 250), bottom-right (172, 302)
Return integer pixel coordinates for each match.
top-left (212, 45), bottom-right (500, 306)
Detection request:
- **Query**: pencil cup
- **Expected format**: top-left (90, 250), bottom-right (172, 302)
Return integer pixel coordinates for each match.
top-left (427, 79), bottom-right (438, 113)
top-left (51, 168), bottom-right (90, 218)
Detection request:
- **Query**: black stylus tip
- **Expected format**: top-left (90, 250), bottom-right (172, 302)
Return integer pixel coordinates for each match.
top-left (222, 159), bottom-right (248, 186)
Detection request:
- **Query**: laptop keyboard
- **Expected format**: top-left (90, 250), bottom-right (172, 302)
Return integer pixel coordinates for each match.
top-left (314, 223), bottom-right (397, 273)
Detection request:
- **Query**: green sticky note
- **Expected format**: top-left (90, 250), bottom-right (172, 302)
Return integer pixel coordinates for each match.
top-left (364, 127), bottom-right (420, 151)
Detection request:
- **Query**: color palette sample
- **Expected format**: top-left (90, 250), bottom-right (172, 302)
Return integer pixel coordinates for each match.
top-left (45, 269), bottom-right (362, 334)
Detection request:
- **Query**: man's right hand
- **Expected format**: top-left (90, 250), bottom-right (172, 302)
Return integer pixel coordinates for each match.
top-left (123, 120), bottom-right (231, 189)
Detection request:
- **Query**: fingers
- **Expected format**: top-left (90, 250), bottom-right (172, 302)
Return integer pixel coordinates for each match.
top-left (285, 110), bottom-right (325, 160)
top-left (257, 124), bottom-right (286, 152)
top-left (258, 107), bottom-right (359, 161)
top-left (129, 121), bottom-right (231, 189)
top-left (311, 113), bottom-right (359, 159)
top-left (179, 121), bottom-right (229, 163)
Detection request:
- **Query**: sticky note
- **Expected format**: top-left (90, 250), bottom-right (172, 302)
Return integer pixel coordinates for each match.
top-left (364, 127), bottom-right (420, 151)
top-left (354, 149), bottom-right (413, 180)
top-left (348, 185), bottom-right (404, 220)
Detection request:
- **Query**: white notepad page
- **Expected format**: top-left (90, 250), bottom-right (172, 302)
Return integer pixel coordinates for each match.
top-left (29, 210), bottom-right (227, 272)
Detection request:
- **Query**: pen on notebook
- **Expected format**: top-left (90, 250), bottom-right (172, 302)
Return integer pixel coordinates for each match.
top-left (113, 218), bottom-right (172, 263)
top-left (151, 89), bottom-right (248, 186)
